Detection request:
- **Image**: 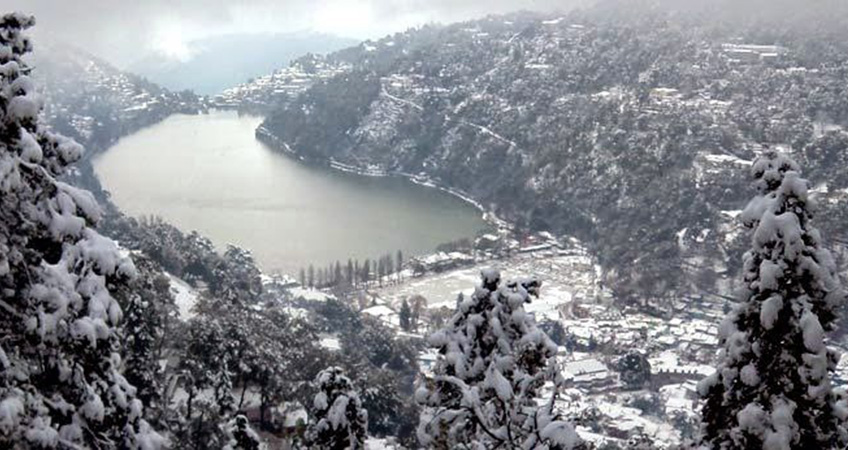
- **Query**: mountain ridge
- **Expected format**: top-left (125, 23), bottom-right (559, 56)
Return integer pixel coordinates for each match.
top-left (128, 32), bottom-right (359, 95)
top-left (257, 8), bottom-right (848, 303)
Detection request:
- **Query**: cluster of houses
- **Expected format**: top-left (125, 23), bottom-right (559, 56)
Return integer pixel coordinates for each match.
top-left (41, 57), bottom-right (205, 146)
top-left (213, 57), bottom-right (350, 112)
top-left (721, 43), bottom-right (787, 64)
top-left (283, 229), bottom-right (740, 446)
top-left (409, 251), bottom-right (476, 274)
top-left (407, 230), bottom-right (595, 274)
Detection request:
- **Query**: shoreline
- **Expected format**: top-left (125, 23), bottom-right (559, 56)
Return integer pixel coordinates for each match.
top-left (255, 125), bottom-right (512, 231)
top-left (91, 113), bottom-right (507, 279)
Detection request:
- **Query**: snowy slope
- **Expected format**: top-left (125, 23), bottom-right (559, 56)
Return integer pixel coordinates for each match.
top-left (165, 273), bottom-right (200, 320)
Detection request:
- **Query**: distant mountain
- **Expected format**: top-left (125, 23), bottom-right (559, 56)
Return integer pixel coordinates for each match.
top-left (28, 40), bottom-right (207, 198)
top-left (30, 40), bottom-right (206, 155)
top-left (257, 7), bottom-right (848, 303)
top-left (128, 32), bottom-right (359, 95)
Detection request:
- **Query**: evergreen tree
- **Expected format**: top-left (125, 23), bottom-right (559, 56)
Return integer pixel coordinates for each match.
top-left (0, 14), bottom-right (164, 449)
top-left (354, 260), bottom-right (360, 287)
top-left (335, 261), bottom-right (343, 287)
top-left (356, 367), bottom-right (419, 447)
top-left (415, 270), bottom-right (584, 449)
top-left (223, 414), bottom-right (263, 450)
top-left (307, 367), bottom-right (368, 450)
top-left (216, 245), bottom-right (262, 301)
top-left (699, 151), bottom-right (848, 449)
top-left (361, 259), bottom-right (371, 287)
top-left (396, 250), bottom-right (404, 283)
top-left (116, 255), bottom-right (178, 426)
top-left (399, 299), bottom-right (412, 332)
top-left (538, 319), bottom-right (567, 347)
top-left (409, 295), bottom-right (426, 333)
top-left (178, 316), bottom-right (234, 448)
top-left (386, 254), bottom-right (394, 282)
top-left (616, 351), bottom-right (651, 390)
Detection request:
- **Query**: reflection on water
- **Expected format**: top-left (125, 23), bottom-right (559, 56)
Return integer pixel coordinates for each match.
top-left (94, 111), bottom-right (486, 274)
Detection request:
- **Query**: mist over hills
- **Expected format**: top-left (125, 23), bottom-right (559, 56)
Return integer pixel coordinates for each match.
top-left (29, 40), bottom-right (204, 152)
top-left (24, 39), bottom-right (207, 206)
top-left (128, 32), bottom-right (359, 95)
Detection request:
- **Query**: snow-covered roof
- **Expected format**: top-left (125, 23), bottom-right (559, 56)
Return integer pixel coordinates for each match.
top-left (362, 305), bottom-right (396, 318)
top-left (284, 406), bottom-right (308, 427)
top-left (319, 337), bottom-right (341, 351)
top-left (563, 359), bottom-right (609, 382)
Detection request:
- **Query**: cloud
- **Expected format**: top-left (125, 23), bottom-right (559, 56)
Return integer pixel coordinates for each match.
top-left (8, 0), bottom-right (840, 68)
top-left (4, 0), bottom-right (582, 67)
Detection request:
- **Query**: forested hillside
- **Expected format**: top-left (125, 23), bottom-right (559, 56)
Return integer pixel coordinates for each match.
top-left (2, 16), bottom-right (428, 448)
top-left (27, 41), bottom-right (208, 200)
top-left (30, 41), bottom-right (206, 156)
top-left (261, 1), bottom-right (848, 304)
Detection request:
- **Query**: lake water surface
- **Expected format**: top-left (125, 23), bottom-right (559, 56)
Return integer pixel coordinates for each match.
top-left (94, 111), bottom-right (486, 275)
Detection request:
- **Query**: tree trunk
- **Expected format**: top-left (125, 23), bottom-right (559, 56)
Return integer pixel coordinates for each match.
top-left (238, 374), bottom-right (248, 410)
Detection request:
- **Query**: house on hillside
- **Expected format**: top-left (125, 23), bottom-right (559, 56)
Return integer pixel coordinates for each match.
top-left (651, 365), bottom-right (713, 389)
top-left (362, 304), bottom-right (399, 328)
top-left (563, 358), bottom-right (615, 391)
top-left (721, 43), bottom-right (787, 64)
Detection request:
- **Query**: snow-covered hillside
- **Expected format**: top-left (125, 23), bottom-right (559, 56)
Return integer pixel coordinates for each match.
top-left (256, 9), bottom-right (848, 305)
top-left (30, 40), bottom-right (207, 156)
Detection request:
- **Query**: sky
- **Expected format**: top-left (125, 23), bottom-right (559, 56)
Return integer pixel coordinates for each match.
top-left (5, 0), bottom-right (587, 67)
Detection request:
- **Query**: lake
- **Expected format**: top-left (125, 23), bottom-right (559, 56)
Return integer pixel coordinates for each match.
top-left (94, 111), bottom-right (486, 275)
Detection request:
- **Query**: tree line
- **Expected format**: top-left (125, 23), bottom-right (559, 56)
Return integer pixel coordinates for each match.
top-left (299, 250), bottom-right (404, 290)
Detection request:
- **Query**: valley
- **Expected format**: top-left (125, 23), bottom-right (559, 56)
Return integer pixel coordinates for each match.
top-left (93, 110), bottom-right (487, 275)
top-left (6, 2), bottom-right (848, 449)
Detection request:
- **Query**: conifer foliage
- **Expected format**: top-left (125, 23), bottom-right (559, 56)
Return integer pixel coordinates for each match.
top-left (415, 269), bottom-right (584, 449)
top-left (116, 255), bottom-right (176, 426)
top-left (0, 13), bottom-right (164, 449)
top-left (224, 414), bottom-right (263, 450)
top-left (307, 367), bottom-right (368, 450)
top-left (699, 151), bottom-right (848, 449)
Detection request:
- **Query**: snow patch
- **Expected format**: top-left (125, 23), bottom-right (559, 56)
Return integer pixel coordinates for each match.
top-left (165, 273), bottom-right (199, 320)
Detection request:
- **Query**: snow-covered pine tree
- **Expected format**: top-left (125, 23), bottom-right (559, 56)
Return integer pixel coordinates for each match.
top-left (307, 367), bottom-right (368, 450)
top-left (616, 351), bottom-right (651, 390)
top-left (399, 299), bottom-right (412, 332)
top-left (176, 315), bottom-right (235, 448)
top-left (117, 255), bottom-right (177, 426)
top-left (223, 414), bottom-right (263, 450)
top-left (0, 13), bottom-right (165, 449)
top-left (699, 151), bottom-right (848, 449)
top-left (627, 432), bottom-right (659, 449)
top-left (415, 269), bottom-right (584, 449)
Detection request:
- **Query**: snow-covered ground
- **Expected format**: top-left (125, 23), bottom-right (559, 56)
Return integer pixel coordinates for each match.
top-left (364, 249), bottom-right (727, 448)
top-left (165, 273), bottom-right (200, 320)
top-left (376, 252), bottom-right (604, 319)
top-left (364, 437), bottom-right (404, 449)
top-left (279, 237), bottom-right (846, 448)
